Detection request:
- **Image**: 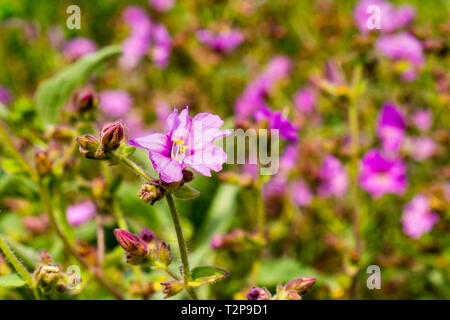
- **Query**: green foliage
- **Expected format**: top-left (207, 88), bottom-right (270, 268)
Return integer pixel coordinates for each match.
top-left (0, 274), bottom-right (26, 288)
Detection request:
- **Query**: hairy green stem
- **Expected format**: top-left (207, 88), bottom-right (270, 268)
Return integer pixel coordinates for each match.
top-left (0, 236), bottom-right (40, 300)
top-left (165, 193), bottom-right (198, 300)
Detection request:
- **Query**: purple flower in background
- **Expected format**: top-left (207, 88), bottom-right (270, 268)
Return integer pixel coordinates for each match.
top-left (377, 103), bottom-right (406, 153)
top-left (402, 194), bottom-right (438, 239)
top-left (196, 29), bottom-right (244, 53)
top-left (149, 0), bottom-right (175, 12)
top-left (255, 106), bottom-right (298, 142)
top-left (263, 175), bottom-right (287, 199)
top-left (0, 85), bottom-right (13, 106)
top-left (359, 149), bottom-right (407, 198)
top-left (99, 90), bottom-right (133, 117)
top-left (247, 287), bottom-right (271, 300)
top-left (235, 55), bottom-right (291, 119)
top-left (66, 201), bottom-right (96, 227)
top-left (293, 86), bottom-right (316, 114)
top-left (412, 110), bottom-right (432, 132)
top-left (292, 181), bottom-right (313, 207)
top-left (151, 23), bottom-right (172, 68)
top-left (130, 107), bottom-right (229, 183)
top-left (280, 144), bottom-right (299, 172)
top-left (318, 155), bottom-right (349, 198)
top-left (405, 137), bottom-right (436, 161)
top-left (119, 6), bottom-right (152, 70)
top-left (63, 37), bottom-right (97, 61)
top-left (376, 32), bottom-right (424, 81)
top-left (353, 0), bottom-right (416, 33)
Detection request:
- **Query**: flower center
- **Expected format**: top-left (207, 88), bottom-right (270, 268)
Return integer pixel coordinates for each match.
top-left (171, 138), bottom-right (188, 163)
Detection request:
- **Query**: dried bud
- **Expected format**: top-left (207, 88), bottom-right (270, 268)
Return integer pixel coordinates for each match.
top-left (114, 229), bottom-right (148, 256)
top-left (156, 241), bottom-right (172, 266)
top-left (74, 84), bottom-right (98, 112)
top-left (283, 277), bottom-right (316, 295)
top-left (138, 182), bottom-right (166, 205)
top-left (56, 280), bottom-right (67, 293)
top-left (139, 228), bottom-right (155, 243)
top-left (160, 280), bottom-right (184, 298)
top-left (35, 150), bottom-right (52, 176)
top-left (100, 121), bottom-right (125, 151)
top-left (76, 134), bottom-right (101, 159)
top-left (91, 177), bottom-right (107, 198)
top-left (182, 169), bottom-right (194, 183)
top-left (247, 287), bottom-right (271, 300)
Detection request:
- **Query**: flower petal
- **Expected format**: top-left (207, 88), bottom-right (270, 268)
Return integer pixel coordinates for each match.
top-left (129, 133), bottom-right (170, 155)
top-left (149, 152), bottom-right (183, 183)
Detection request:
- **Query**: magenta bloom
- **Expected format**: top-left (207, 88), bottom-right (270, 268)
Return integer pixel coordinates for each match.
top-left (247, 287), bottom-right (271, 300)
top-left (353, 0), bottom-right (416, 33)
top-left (119, 6), bottom-right (152, 70)
top-left (376, 32), bottom-right (424, 81)
top-left (130, 107), bottom-right (229, 183)
top-left (66, 201), bottom-right (96, 227)
top-left (318, 155), bottom-right (349, 198)
top-left (412, 110), bottom-right (432, 132)
top-left (402, 194), bottom-right (438, 239)
top-left (0, 85), bottom-right (13, 106)
top-left (404, 137), bottom-right (436, 161)
top-left (196, 29), bottom-right (244, 53)
top-left (63, 37), bottom-right (97, 61)
top-left (291, 181), bottom-right (313, 207)
top-left (359, 149), bottom-right (407, 198)
top-left (254, 106), bottom-right (298, 142)
top-left (377, 103), bottom-right (406, 153)
top-left (235, 55), bottom-right (291, 119)
top-left (151, 23), bottom-right (172, 68)
top-left (280, 144), bottom-right (299, 172)
top-left (149, 0), bottom-right (175, 12)
top-left (293, 86), bottom-right (316, 114)
top-left (99, 90), bottom-right (133, 117)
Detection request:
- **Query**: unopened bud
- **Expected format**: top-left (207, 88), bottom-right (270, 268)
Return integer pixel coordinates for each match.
top-left (75, 84), bottom-right (98, 112)
top-left (160, 280), bottom-right (184, 298)
top-left (35, 150), bottom-right (52, 176)
top-left (113, 229), bottom-right (148, 256)
top-left (156, 241), bottom-right (172, 266)
top-left (139, 228), bottom-right (155, 243)
top-left (40, 250), bottom-right (52, 265)
top-left (284, 277), bottom-right (316, 295)
top-left (76, 134), bottom-right (101, 159)
top-left (100, 121), bottom-right (125, 151)
top-left (138, 182), bottom-right (165, 205)
top-left (92, 177), bottom-right (107, 198)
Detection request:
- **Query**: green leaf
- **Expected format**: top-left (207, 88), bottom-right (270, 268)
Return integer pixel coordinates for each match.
top-left (0, 158), bottom-right (26, 174)
top-left (172, 185), bottom-right (200, 200)
top-left (189, 266), bottom-right (229, 287)
top-left (0, 274), bottom-right (26, 288)
top-left (257, 258), bottom-right (316, 287)
top-left (35, 45), bottom-right (122, 125)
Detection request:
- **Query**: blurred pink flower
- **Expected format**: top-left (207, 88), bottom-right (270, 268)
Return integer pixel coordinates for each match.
top-left (130, 107), bottom-right (229, 183)
top-left (318, 155), bottom-right (349, 198)
top-left (359, 149), bottom-right (407, 198)
top-left (196, 29), bottom-right (244, 53)
top-left (149, 0), bottom-right (175, 12)
top-left (377, 103), bottom-right (406, 153)
top-left (66, 201), bottom-right (96, 227)
top-left (412, 109), bottom-right (432, 132)
top-left (353, 0), bottom-right (416, 33)
top-left (63, 37), bottom-right (97, 61)
top-left (0, 85), bottom-right (13, 106)
top-left (404, 137), bottom-right (436, 161)
top-left (254, 106), bottom-right (298, 142)
top-left (151, 23), bottom-right (172, 68)
top-left (402, 194), bottom-right (438, 239)
top-left (291, 180), bottom-right (313, 207)
top-left (99, 90), bottom-right (133, 117)
top-left (293, 86), bottom-right (316, 114)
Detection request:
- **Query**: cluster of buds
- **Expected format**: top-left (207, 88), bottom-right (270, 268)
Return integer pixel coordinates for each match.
top-left (76, 121), bottom-right (125, 160)
top-left (210, 228), bottom-right (265, 251)
top-left (32, 251), bottom-right (79, 296)
top-left (113, 228), bottom-right (173, 269)
top-left (247, 277), bottom-right (316, 300)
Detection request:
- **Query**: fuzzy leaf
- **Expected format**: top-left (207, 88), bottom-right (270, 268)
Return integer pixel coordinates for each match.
top-left (0, 274), bottom-right (26, 288)
top-left (172, 185), bottom-right (200, 200)
top-left (35, 45), bottom-right (122, 125)
top-left (189, 266), bottom-right (229, 287)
